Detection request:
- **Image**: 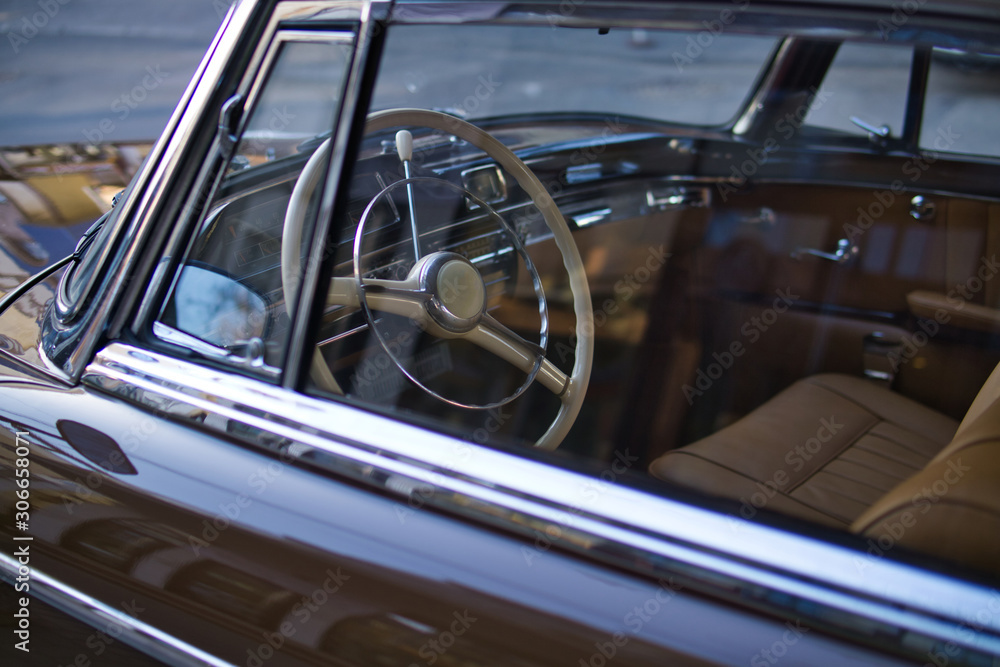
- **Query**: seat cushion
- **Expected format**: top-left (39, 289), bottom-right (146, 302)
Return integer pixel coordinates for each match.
top-left (649, 374), bottom-right (959, 528)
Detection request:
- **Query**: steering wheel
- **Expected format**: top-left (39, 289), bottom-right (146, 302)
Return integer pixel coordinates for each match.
top-left (282, 108), bottom-right (593, 450)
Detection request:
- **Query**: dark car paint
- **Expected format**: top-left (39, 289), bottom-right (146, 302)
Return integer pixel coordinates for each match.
top-left (0, 350), bottom-right (921, 666)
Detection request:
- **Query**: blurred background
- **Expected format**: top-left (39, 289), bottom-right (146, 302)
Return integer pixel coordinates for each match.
top-left (0, 0), bottom-right (227, 267)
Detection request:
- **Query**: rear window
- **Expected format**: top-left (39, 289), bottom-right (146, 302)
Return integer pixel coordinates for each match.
top-left (805, 41), bottom-right (912, 139)
top-left (921, 47), bottom-right (1000, 159)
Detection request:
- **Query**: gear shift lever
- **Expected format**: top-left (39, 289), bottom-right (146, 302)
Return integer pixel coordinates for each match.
top-left (396, 129), bottom-right (421, 260)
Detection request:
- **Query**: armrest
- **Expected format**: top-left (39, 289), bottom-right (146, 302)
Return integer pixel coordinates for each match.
top-left (907, 290), bottom-right (1000, 333)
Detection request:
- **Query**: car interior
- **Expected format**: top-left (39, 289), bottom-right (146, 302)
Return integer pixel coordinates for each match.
top-left (152, 20), bottom-right (1000, 583)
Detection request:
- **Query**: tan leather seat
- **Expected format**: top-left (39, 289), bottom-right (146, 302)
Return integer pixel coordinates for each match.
top-left (852, 366), bottom-right (1000, 574)
top-left (650, 368), bottom-right (1000, 575)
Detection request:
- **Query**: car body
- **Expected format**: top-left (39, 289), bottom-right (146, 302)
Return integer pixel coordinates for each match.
top-left (2, 0), bottom-right (1000, 665)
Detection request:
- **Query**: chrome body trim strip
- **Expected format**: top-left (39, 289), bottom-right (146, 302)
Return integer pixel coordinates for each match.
top-left (84, 342), bottom-right (1000, 661)
top-left (0, 553), bottom-right (236, 667)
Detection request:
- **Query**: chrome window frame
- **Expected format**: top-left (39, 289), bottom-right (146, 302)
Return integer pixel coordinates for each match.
top-left (39, 1), bottom-right (372, 382)
top-left (147, 27), bottom-right (358, 380)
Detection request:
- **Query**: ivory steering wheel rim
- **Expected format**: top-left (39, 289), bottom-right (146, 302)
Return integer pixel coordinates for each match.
top-left (281, 108), bottom-right (594, 450)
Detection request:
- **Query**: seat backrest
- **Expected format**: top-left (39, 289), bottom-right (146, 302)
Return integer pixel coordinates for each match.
top-left (953, 360), bottom-right (1000, 442)
top-left (850, 363), bottom-right (1000, 577)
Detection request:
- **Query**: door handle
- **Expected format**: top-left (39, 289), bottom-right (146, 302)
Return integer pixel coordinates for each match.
top-left (645, 185), bottom-right (710, 210)
top-left (791, 238), bottom-right (859, 264)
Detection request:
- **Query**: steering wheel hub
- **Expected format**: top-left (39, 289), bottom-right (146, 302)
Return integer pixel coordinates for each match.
top-left (423, 253), bottom-right (486, 332)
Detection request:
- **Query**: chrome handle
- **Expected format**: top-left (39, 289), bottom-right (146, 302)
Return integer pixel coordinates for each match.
top-left (646, 185), bottom-right (710, 210)
top-left (910, 195), bottom-right (936, 221)
top-left (849, 116), bottom-right (890, 147)
top-left (791, 238), bottom-right (859, 264)
top-left (217, 94), bottom-right (244, 157)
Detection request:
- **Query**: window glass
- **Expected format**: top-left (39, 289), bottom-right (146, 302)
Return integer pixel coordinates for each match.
top-left (308, 22), bottom-right (780, 454)
top-left (299, 20), bottom-right (1000, 585)
top-left (921, 47), bottom-right (1000, 158)
top-left (371, 24), bottom-right (778, 126)
top-left (155, 35), bottom-right (352, 374)
top-left (60, 182), bottom-right (135, 316)
top-left (805, 41), bottom-right (911, 138)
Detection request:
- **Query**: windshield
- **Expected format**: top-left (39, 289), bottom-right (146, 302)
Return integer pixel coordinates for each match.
top-left (371, 23), bottom-right (778, 126)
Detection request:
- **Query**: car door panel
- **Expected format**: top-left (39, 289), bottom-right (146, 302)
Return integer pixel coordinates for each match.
top-left (688, 180), bottom-right (1000, 420)
top-left (1, 335), bottom-right (930, 666)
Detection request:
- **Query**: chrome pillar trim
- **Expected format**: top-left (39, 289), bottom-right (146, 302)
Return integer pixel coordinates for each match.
top-left (62, 0), bottom-right (254, 379)
top-left (129, 3), bottom-right (365, 335)
top-left (84, 343), bottom-right (1000, 661)
top-left (0, 553), bottom-right (236, 667)
top-left (285, 0), bottom-right (389, 390)
top-left (732, 37), bottom-right (795, 136)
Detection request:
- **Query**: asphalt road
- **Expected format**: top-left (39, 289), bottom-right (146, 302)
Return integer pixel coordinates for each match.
top-left (0, 0), bottom-right (227, 147)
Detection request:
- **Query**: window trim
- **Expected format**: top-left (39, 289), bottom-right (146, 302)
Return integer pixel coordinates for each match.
top-left (143, 28), bottom-right (357, 380)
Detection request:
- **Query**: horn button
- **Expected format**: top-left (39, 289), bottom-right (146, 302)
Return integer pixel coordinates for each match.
top-left (421, 252), bottom-right (486, 333)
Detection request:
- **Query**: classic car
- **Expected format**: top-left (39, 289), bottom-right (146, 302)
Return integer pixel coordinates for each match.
top-left (2, 0), bottom-right (1000, 665)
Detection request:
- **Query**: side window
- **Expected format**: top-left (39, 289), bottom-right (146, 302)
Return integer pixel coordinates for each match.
top-left (921, 47), bottom-right (1000, 158)
top-left (302, 22), bottom-right (780, 452)
top-left (805, 41), bottom-right (911, 139)
top-left (154, 33), bottom-right (353, 375)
